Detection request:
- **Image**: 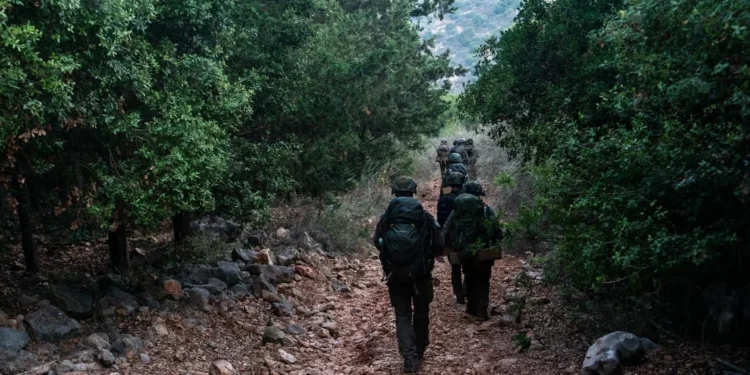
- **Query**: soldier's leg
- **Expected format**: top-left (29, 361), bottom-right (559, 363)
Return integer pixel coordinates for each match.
top-left (462, 263), bottom-right (477, 315)
top-left (451, 263), bottom-right (464, 303)
top-left (388, 280), bottom-right (418, 361)
top-left (475, 260), bottom-right (494, 321)
top-left (413, 277), bottom-right (434, 359)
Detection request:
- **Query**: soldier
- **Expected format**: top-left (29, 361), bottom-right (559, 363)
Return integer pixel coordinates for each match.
top-left (442, 181), bottom-right (502, 321)
top-left (454, 138), bottom-right (469, 166)
top-left (435, 139), bottom-right (451, 176)
top-left (437, 171), bottom-right (467, 304)
top-left (373, 176), bottom-right (445, 373)
top-left (465, 138), bottom-right (478, 177)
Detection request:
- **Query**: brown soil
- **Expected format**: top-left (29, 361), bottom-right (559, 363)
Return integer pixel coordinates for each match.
top-left (1, 179), bottom-right (748, 375)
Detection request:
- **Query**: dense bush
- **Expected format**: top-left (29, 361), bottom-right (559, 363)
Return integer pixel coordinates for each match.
top-left (0, 0), bottom-right (461, 272)
top-left (462, 0), bottom-right (750, 333)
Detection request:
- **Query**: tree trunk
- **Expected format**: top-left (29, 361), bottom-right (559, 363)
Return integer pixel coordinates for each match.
top-left (173, 212), bottom-right (192, 243)
top-left (13, 175), bottom-right (39, 273)
top-left (108, 200), bottom-right (129, 271)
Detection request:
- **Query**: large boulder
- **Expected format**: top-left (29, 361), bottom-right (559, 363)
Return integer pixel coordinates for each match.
top-left (94, 288), bottom-right (140, 317)
top-left (24, 305), bottom-right (81, 342)
top-left (0, 328), bottom-right (29, 352)
top-left (275, 248), bottom-right (300, 266)
top-left (190, 215), bottom-right (242, 242)
top-left (47, 284), bottom-right (94, 318)
top-left (248, 265), bottom-right (295, 285)
top-left (581, 331), bottom-right (657, 375)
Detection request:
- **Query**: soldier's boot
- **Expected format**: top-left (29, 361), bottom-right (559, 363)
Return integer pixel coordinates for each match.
top-left (404, 358), bottom-right (419, 373)
top-left (456, 295), bottom-right (465, 305)
top-left (475, 309), bottom-right (490, 322)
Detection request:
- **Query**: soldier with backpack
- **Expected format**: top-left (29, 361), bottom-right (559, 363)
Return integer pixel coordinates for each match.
top-left (373, 176), bottom-right (445, 373)
top-left (435, 139), bottom-right (451, 176)
top-left (454, 138), bottom-right (469, 166)
top-left (441, 153), bottom-right (468, 196)
top-left (442, 181), bottom-right (502, 321)
top-left (437, 171), bottom-right (468, 304)
top-left (465, 138), bottom-right (478, 177)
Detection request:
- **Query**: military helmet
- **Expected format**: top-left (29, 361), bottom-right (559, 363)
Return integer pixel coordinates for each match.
top-left (453, 140), bottom-right (458, 145)
top-left (462, 181), bottom-right (486, 196)
top-left (458, 138), bottom-right (466, 144)
top-left (449, 153), bottom-right (462, 163)
top-left (392, 175), bottom-right (417, 194)
top-left (445, 171), bottom-right (466, 186)
top-left (466, 138), bottom-right (474, 145)
top-left (440, 139), bottom-right (448, 145)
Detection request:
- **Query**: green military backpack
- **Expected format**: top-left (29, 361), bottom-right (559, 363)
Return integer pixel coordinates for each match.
top-left (450, 193), bottom-right (487, 253)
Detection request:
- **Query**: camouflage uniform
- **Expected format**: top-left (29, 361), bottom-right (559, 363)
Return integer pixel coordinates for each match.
top-left (436, 139), bottom-right (451, 176)
top-left (373, 176), bottom-right (444, 372)
top-left (441, 182), bottom-right (501, 321)
top-left (437, 172), bottom-right (466, 304)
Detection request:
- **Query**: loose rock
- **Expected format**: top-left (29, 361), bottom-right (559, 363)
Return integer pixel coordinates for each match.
top-left (276, 248), bottom-right (300, 266)
top-left (24, 305), bottom-right (81, 342)
top-left (98, 349), bottom-right (116, 367)
top-left (186, 288), bottom-right (211, 312)
top-left (581, 331), bottom-right (656, 375)
top-left (94, 288), bottom-right (140, 317)
top-left (0, 327), bottom-right (30, 352)
top-left (256, 249), bottom-right (274, 265)
top-left (248, 264), bottom-right (295, 285)
top-left (85, 332), bottom-right (111, 351)
top-left (231, 248), bottom-right (258, 263)
top-left (263, 326), bottom-right (286, 345)
top-left (162, 279), bottom-right (183, 300)
top-left (286, 324), bottom-right (307, 336)
top-left (139, 353), bottom-right (151, 365)
top-left (209, 359), bottom-right (236, 375)
top-left (48, 284), bottom-right (94, 318)
top-left (295, 265), bottom-right (317, 279)
top-left (278, 349), bottom-right (297, 364)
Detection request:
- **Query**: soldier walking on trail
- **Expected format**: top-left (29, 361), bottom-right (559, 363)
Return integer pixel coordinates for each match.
top-left (442, 181), bottom-right (502, 321)
top-left (374, 176), bottom-right (445, 373)
top-left (454, 138), bottom-right (470, 166)
top-left (435, 139), bottom-right (451, 176)
top-left (465, 138), bottom-right (478, 177)
top-left (437, 172), bottom-right (467, 304)
top-left (441, 153), bottom-right (468, 196)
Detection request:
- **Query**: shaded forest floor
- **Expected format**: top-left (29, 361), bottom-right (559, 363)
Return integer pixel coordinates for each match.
top-left (1, 178), bottom-right (748, 375)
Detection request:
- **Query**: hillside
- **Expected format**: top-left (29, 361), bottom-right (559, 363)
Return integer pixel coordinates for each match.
top-left (417, 0), bottom-right (521, 90)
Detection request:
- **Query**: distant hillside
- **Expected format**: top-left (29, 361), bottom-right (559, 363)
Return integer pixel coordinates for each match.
top-left (417, 0), bottom-right (521, 91)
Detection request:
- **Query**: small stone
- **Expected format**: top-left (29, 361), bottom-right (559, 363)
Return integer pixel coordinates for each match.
top-left (276, 228), bottom-right (290, 240)
top-left (152, 319), bottom-right (169, 336)
top-left (262, 326), bottom-right (286, 345)
top-left (186, 288), bottom-right (211, 312)
top-left (232, 248), bottom-right (258, 263)
top-left (162, 279), bottom-right (183, 300)
top-left (275, 248), bottom-right (300, 266)
top-left (56, 359), bottom-right (75, 373)
top-left (331, 280), bottom-right (350, 293)
top-left (321, 321), bottom-right (339, 337)
top-left (286, 324), bottom-right (307, 336)
top-left (278, 349), bottom-right (297, 364)
top-left (0, 327), bottom-right (30, 352)
top-left (256, 249), bottom-right (274, 265)
top-left (530, 296), bottom-right (551, 306)
top-left (209, 359), bottom-right (236, 375)
top-left (294, 264), bottom-right (316, 279)
top-left (99, 349), bottom-right (116, 367)
top-left (139, 353), bottom-right (151, 364)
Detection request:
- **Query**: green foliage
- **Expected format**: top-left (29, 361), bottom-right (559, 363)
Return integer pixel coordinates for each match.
top-left (1, 0), bottom-right (459, 269)
top-left (493, 172), bottom-right (515, 189)
top-left (179, 234), bottom-right (230, 265)
top-left (511, 331), bottom-right (531, 351)
top-left (463, 0), bottom-right (750, 321)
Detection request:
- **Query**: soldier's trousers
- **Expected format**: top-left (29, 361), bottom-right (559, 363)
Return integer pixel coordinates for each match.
top-left (387, 276), bottom-right (434, 361)
top-left (439, 161), bottom-right (447, 176)
top-left (451, 264), bottom-right (464, 299)
top-left (462, 260), bottom-right (494, 315)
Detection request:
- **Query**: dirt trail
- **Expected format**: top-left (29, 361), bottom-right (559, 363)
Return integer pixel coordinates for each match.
top-left (106, 179), bottom-right (568, 375)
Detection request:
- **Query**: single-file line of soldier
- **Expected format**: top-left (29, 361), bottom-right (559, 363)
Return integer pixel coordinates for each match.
top-left (373, 137), bottom-right (502, 373)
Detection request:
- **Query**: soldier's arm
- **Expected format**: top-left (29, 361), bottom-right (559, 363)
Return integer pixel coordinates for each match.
top-left (441, 211), bottom-right (455, 244)
top-left (373, 214), bottom-right (386, 250)
top-left (425, 212), bottom-right (444, 256)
